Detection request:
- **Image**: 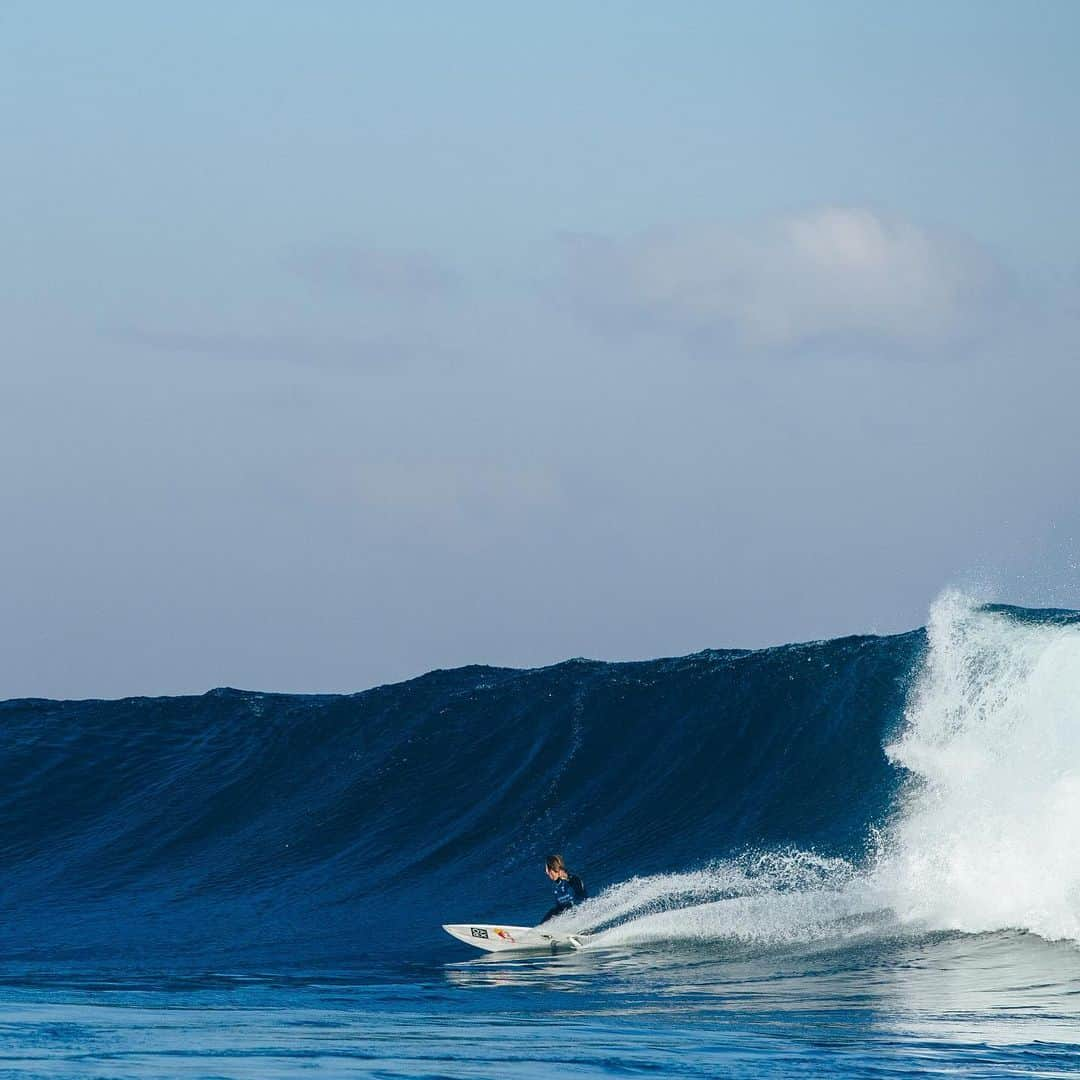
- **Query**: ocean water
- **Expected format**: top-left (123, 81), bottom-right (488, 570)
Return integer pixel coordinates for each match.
top-left (2, 592), bottom-right (1080, 1077)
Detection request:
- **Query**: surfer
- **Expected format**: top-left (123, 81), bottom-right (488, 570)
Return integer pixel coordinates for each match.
top-left (540, 854), bottom-right (586, 923)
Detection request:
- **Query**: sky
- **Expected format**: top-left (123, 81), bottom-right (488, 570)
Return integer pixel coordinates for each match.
top-left (2, 1), bottom-right (1079, 698)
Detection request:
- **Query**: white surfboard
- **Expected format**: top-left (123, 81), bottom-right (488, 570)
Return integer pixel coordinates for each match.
top-left (442, 923), bottom-right (585, 953)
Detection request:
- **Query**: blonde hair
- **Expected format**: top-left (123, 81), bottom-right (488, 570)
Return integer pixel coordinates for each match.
top-left (545, 854), bottom-right (566, 873)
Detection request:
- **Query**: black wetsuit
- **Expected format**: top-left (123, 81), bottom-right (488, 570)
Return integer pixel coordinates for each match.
top-left (541, 872), bottom-right (586, 923)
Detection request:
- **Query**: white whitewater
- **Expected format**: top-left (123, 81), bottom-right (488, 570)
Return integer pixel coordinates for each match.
top-left (879, 590), bottom-right (1080, 942)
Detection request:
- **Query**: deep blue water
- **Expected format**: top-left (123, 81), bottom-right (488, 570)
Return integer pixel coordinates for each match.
top-left (2, 596), bottom-right (1079, 1076)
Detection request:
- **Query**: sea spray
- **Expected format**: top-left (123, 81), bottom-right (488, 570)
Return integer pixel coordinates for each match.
top-left (566, 852), bottom-right (889, 949)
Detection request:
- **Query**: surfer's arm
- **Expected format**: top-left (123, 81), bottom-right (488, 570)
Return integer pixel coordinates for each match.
top-left (540, 903), bottom-right (567, 924)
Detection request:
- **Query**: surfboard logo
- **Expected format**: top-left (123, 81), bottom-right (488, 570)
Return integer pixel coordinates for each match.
top-left (492, 928), bottom-right (516, 943)
top-left (470, 927), bottom-right (489, 939)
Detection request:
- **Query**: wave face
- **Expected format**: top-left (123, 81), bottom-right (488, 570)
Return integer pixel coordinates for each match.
top-left (1, 595), bottom-right (1077, 965)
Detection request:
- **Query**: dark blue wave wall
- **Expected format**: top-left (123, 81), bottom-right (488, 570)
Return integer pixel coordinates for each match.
top-left (0, 631), bottom-right (923, 966)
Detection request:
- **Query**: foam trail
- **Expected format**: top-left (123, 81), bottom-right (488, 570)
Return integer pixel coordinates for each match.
top-left (556, 852), bottom-right (891, 949)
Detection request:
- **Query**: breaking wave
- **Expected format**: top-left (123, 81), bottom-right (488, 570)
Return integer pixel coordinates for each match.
top-left (1, 592), bottom-right (1077, 964)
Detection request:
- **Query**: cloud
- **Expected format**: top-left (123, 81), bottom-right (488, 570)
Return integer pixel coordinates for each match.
top-left (561, 207), bottom-right (1006, 352)
top-left (287, 243), bottom-right (458, 297)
